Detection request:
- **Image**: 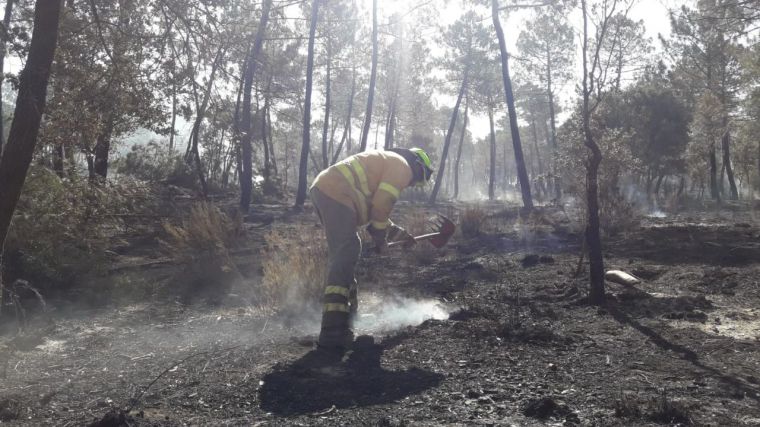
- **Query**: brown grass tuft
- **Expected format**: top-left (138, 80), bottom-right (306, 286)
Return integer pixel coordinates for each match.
top-left (161, 202), bottom-right (243, 302)
top-left (460, 205), bottom-right (487, 237)
top-left (260, 225), bottom-right (327, 313)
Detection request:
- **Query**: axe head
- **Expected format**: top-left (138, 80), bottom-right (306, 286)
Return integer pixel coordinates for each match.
top-left (429, 215), bottom-right (456, 248)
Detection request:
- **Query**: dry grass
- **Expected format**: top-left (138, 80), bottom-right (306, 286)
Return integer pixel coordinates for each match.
top-left (161, 202), bottom-right (243, 301)
top-left (460, 205), bottom-right (487, 237)
top-left (162, 202), bottom-right (241, 262)
top-left (260, 224), bottom-right (327, 313)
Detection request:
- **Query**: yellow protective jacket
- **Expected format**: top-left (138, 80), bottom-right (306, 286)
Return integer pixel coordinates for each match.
top-left (311, 150), bottom-right (413, 230)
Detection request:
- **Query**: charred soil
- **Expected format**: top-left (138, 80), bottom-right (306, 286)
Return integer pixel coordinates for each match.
top-left (2, 202), bottom-right (760, 426)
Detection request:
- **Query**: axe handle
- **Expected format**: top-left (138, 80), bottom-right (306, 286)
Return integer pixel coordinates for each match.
top-left (387, 232), bottom-right (439, 247)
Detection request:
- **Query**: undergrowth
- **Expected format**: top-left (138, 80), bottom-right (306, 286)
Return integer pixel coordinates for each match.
top-left (161, 202), bottom-right (243, 302)
top-left (4, 166), bottom-right (156, 292)
top-left (460, 205), bottom-right (487, 237)
top-left (260, 224), bottom-right (327, 313)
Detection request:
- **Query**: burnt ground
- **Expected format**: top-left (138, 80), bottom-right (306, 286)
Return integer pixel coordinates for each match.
top-left (2, 201), bottom-right (760, 426)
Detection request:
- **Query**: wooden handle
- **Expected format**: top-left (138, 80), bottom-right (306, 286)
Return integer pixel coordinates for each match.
top-left (387, 232), bottom-right (438, 247)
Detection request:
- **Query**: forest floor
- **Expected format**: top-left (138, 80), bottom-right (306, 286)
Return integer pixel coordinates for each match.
top-left (2, 199), bottom-right (760, 426)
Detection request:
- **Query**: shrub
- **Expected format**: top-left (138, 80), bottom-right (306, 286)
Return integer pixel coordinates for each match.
top-left (161, 202), bottom-right (243, 302)
top-left (115, 141), bottom-right (196, 188)
top-left (460, 205), bottom-right (487, 237)
top-left (4, 167), bottom-right (153, 292)
top-left (260, 225), bottom-right (327, 313)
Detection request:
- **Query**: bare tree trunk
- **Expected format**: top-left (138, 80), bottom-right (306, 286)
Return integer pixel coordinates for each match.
top-left (453, 95), bottom-right (468, 200)
top-left (93, 121), bottom-right (114, 178)
top-left (531, 117), bottom-right (544, 201)
top-left (492, 0), bottom-right (532, 210)
top-left (186, 46), bottom-right (225, 198)
top-left (581, 0), bottom-right (604, 306)
top-left (266, 101), bottom-right (277, 175)
top-left (52, 142), bottom-right (64, 177)
top-left (709, 142), bottom-right (720, 201)
top-left (721, 120), bottom-right (738, 200)
top-left (92, 0), bottom-right (132, 180)
top-left (0, 0), bottom-right (15, 157)
top-left (262, 92), bottom-right (271, 184)
top-left (240, 0), bottom-right (272, 212)
top-left (332, 66), bottom-right (356, 164)
top-left (654, 174), bottom-right (664, 200)
top-left (169, 78), bottom-right (177, 152)
top-left (295, 0), bottom-right (320, 207)
top-left (321, 29), bottom-right (331, 169)
top-left (429, 70), bottom-right (467, 204)
top-left (0, 0), bottom-right (61, 317)
top-left (488, 103), bottom-right (496, 201)
top-left (359, 0), bottom-right (377, 152)
top-left (502, 130), bottom-right (509, 190)
top-left (384, 28), bottom-right (403, 150)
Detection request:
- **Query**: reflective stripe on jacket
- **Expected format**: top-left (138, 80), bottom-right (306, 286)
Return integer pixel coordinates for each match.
top-left (310, 150), bottom-right (413, 228)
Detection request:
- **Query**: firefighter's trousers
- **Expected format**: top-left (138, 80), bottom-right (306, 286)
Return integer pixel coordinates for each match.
top-left (310, 187), bottom-right (360, 351)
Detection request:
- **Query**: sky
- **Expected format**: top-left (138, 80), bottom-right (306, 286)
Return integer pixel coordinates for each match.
top-left (450, 0), bottom-right (687, 139)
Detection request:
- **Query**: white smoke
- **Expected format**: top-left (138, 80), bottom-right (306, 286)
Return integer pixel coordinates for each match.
top-left (354, 293), bottom-right (451, 333)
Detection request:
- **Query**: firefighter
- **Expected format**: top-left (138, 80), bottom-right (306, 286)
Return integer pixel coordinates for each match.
top-left (309, 147), bottom-right (434, 355)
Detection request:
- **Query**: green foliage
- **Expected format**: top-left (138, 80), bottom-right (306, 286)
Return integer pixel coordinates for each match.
top-left (4, 167), bottom-right (154, 290)
top-left (557, 106), bottom-right (640, 235)
top-left (114, 141), bottom-right (196, 188)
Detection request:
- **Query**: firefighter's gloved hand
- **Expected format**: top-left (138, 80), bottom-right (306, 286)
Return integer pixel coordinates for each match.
top-left (388, 224), bottom-right (416, 249)
top-left (367, 224), bottom-right (388, 254)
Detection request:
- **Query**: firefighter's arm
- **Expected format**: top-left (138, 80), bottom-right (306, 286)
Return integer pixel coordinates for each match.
top-left (369, 164), bottom-right (412, 230)
top-left (366, 186), bottom-right (400, 254)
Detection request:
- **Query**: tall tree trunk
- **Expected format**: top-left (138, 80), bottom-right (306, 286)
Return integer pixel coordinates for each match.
top-left (186, 46), bottom-right (225, 198)
top-left (262, 93), bottom-right (271, 183)
top-left (492, 0), bottom-right (532, 210)
top-left (429, 70), bottom-right (467, 204)
top-left (295, 0), bottom-right (320, 207)
top-left (0, 0), bottom-right (61, 317)
top-left (384, 28), bottom-right (403, 150)
top-left (52, 142), bottom-right (64, 177)
top-left (346, 65), bottom-right (356, 154)
top-left (92, 0), bottom-right (132, 180)
top-left (654, 174), bottom-right (664, 199)
top-left (240, 0), bottom-right (272, 212)
top-left (488, 103), bottom-right (496, 201)
top-left (321, 29), bottom-right (331, 169)
top-left (266, 101), bottom-right (277, 175)
top-left (709, 142), bottom-right (719, 201)
top-left (359, 0), bottom-right (377, 152)
top-left (453, 95), bottom-right (468, 200)
top-left (502, 129), bottom-right (509, 190)
top-left (332, 67), bottom-right (356, 164)
top-left (93, 121), bottom-right (114, 178)
top-left (581, 0), bottom-right (604, 306)
top-left (0, 0), bottom-right (15, 157)
top-left (721, 119), bottom-right (738, 200)
top-left (531, 117), bottom-right (544, 200)
top-left (169, 77), bottom-right (177, 152)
